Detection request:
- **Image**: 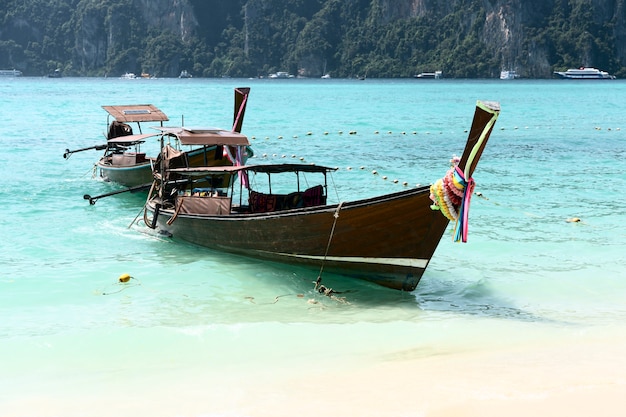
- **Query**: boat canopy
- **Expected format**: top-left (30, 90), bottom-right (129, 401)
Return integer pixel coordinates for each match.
top-left (245, 163), bottom-right (337, 174)
top-left (167, 163), bottom-right (336, 176)
top-left (154, 127), bottom-right (250, 146)
top-left (102, 104), bottom-right (169, 123)
top-left (107, 132), bottom-right (161, 145)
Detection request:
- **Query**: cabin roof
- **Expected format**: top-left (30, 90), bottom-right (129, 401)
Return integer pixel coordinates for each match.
top-left (246, 163), bottom-right (337, 174)
top-left (107, 132), bottom-right (160, 145)
top-left (167, 163), bottom-right (336, 176)
top-left (155, 127), bottom-right (250, 146)
top-left (102, 104), bottom-right (169, 123)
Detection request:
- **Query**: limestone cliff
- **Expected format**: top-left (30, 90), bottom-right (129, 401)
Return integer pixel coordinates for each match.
top-left (2, 0), bottom-right (626, 78)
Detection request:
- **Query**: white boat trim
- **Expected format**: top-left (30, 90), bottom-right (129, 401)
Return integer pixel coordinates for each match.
top-left (272, 253), bottom-right (429, 268)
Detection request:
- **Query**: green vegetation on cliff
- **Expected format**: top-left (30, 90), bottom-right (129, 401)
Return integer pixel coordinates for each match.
top-left (1, 0), bottom-right (625, 78)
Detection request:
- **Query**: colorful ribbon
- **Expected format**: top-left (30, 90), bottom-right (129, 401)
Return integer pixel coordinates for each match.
top-left (452, 166), bottom-right (474, 243)
top-left (429, 165), bottom-right (474, 243)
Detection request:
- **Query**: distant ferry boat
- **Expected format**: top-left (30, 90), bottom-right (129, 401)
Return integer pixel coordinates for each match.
top-left (500, 70), bottom-right (519, 80)
top-left (414, 70), bottom-right (442, 79)
top-left (0, 69), bottom-right (22, 77)
top-left (554, 67), bottom-right (615, 80)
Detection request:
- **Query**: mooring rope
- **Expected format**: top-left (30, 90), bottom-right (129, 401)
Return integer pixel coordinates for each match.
top-left (313, 202), bottom-right (349, 302)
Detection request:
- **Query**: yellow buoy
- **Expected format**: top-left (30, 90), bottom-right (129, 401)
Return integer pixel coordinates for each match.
top-left (118, 273), bottom-right (132, 283)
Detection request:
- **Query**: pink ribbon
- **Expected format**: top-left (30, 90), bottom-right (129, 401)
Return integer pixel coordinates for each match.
top-left (453, 166), bottom-right (475, 243)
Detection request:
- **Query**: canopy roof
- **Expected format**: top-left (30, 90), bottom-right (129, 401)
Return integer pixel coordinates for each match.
top-left (107, 132), bottom-right (160, 145)
top-left (155, 127), bottom-right (250, 146)
top-left (167, 163), bottom-right (336, 176)
top-left (102, 104), bottom-right (169, 123)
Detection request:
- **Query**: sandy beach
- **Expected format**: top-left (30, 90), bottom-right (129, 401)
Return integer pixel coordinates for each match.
top-left (3, 323), bottom-right (624, 417)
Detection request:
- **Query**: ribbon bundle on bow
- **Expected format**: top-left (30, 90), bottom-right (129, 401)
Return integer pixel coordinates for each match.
top-left (429, 100), bottom-right (499, 243)
top-left (429, 164), bottom-right (475, 242)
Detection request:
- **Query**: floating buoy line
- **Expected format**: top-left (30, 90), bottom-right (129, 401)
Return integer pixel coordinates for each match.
top-left (251, 151), bottom-right (424, 190)
top-left (246, 123), bottom-right (626, 202)
top-left (249, 124), bottom-right (625, 143)
top-left (251, 152), bottom-right (421, 190)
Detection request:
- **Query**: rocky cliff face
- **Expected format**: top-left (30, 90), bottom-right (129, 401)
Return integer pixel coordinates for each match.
top-left (3, 0), bottom-right (626, 77)
top-left (135, 0), bottom-right (197, 42)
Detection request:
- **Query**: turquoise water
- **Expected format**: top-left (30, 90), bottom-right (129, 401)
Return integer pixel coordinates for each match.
top-left (1, 77), bottom-right (625, 415)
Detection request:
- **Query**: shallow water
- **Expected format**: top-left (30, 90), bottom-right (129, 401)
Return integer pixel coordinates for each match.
top-left (1, 76), bottom-right (625, 416)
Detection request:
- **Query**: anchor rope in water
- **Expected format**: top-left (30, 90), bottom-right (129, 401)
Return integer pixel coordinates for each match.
top-left (313, 202), bottom-right (349, 303)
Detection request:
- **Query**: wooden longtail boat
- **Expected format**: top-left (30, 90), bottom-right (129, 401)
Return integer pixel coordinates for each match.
top-left (144, 101), bottom-right (500, 291)
top-left (63, 104), bottom-right (169, 187)
top-left (96, 104), bottom-right (169, 187)
top-left (77, 88), bottom-right (252, 204)
top-left (95, 88), bottom-right (251, 188)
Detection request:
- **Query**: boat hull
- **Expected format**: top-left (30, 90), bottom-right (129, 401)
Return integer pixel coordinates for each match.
top-left (146, 186), bottom-right (450, 291)
top-left (97, 145), bottom-right (236, 188)
top-left (97, 159), bottom-right (153, 187)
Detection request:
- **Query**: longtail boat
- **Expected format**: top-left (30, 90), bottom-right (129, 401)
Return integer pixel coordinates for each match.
top-left (97, 104), bottom-right (170, 187)
top-left (63, 104), bottom-right (169, 188)
top-left (77, 88), bottom-right (252, 204)
top-left (143, 101), bottom-right (500, 291)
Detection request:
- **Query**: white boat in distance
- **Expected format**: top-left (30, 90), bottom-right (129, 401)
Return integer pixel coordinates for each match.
top-left (269, 71), bottom-right (293, 79)
top-left (500, 70), bottom-right (519, 80)
top-left (553, 67), bottom-right (615, 79)
top-left (414, 70), bottom-right (442, 79)
top-left (0, 69), bottom-right (22, 77)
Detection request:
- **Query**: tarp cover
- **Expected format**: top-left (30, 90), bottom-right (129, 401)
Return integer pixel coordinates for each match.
top-left (154, 127), bottom-right (249, 146)
top-left (102, 104), bottom-right (169, 123)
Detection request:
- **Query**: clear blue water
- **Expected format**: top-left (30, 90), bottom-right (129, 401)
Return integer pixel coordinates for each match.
top-left (1, 77), bottom-right (625, 415)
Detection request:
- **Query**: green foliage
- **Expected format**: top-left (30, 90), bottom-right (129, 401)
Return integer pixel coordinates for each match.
top-left (0, 0), bottom-right (625, 78)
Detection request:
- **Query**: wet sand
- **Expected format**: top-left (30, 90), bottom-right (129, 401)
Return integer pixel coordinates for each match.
top-left (3, 326), bottom-right (624, 417)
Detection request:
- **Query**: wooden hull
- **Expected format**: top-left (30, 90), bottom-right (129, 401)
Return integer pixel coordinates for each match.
top-left (146, 186), bottom-right (449, 291)
top-left (97, 159), bottom-right (153, 187)
top-left (97, 146), bottom-right (232, 188)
